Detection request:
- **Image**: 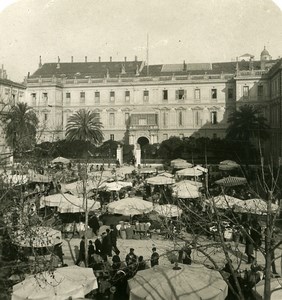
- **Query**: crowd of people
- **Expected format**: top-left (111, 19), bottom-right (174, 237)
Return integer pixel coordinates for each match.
top-left (1, 160), bottom-right (282, 299)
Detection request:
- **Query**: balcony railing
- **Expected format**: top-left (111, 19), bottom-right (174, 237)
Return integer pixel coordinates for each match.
top-left (129, 124), bottom-right (159, 130)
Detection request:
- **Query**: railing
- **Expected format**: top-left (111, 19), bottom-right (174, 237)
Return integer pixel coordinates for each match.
top-left (129, 125), bottom-right (159, 130)
top-left (27, 73), bottom-right (237, 85)
top-left (237, 70), bottom-right (267, 77)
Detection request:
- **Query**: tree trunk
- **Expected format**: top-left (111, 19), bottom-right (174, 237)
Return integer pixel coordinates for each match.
top-left (264, 193), bottom-right (273, 300)
top-left (83, 173), bottom-right (88, 267)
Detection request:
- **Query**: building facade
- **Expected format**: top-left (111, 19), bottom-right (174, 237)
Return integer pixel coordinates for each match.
top-left (25, 49), bottom-right (282, 159)
top-left (0, 65), bottom-right (26, 164)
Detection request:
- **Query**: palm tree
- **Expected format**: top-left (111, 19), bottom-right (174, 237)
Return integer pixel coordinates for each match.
top-left (65, 109), bottom-right (103, 144)
top-left (226, 104), bottom-right (269, 142)
top-left (65, 109), bottom-right (103, 266)
top-left (226, 104), bottom-right (270, 166)
top-left (3, 102), bottom-right (39, 154)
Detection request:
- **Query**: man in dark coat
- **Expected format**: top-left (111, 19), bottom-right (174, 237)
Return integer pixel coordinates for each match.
top-left (88, 240), bottom-right (95, 266)
top-left (110, 224), bottom-right (119, 254)
top-left (76, 236), bottom-right (85, 266)
top-left (88, 215), bottom-right (100, 235)
top-left (101, 232), bottom-right (109, 261)
top-left (125, 248), bottom-right (137, 266)
top-left (150, 247), bottom-right (160, 267)
top-left (94, 236), bottom-right (103, 255)
top-left (105, 229), bottom-right (113, 257)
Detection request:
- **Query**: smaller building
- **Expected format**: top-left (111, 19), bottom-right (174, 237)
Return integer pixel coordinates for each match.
top-left (0, 65), bottom-right (26, 166)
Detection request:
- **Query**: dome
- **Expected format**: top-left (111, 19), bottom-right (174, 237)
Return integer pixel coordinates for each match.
top-left (261, 46), bottom-right (270, 56)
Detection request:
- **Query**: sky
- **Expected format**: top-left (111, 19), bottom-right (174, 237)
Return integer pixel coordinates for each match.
top-left (0, 0), bottom-right (281, 82)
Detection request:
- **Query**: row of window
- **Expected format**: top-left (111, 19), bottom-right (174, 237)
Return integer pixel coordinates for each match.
top-left (71, 89), bottom-right (220, 102)
top-left (30, 85), bottom-right (265, 104)
top-left (98, 111), bottom-right (218, 127)
top-left (44, 110), bottom-right (218, 127)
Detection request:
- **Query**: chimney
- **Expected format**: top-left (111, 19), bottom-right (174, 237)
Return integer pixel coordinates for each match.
top-left (183, 60), bottom-right (186, 71)
top-left (27, 72), bottom-right (30, 78)
top-left (85, 56), bottom-right (87, 63)
top-left (236, 57), bottom-right (239, 74)
top-left (135, 56), bottom-right (138, 62)
top-left (110, 56), bottom-right (112, 62)
top-left (71, 56), bottom-right (74, 63)
top-left (124, 57), bottom-right (127, 62)
top-left (135, 64), bottom-right (140, 76)
top-left (39, 56), bottom-right (42, 68)
top-left (56, 56), bottom-right (60, 69)
top-left (249, 57), bottom-right (254, 71)
top-left (121, 64), bottom-right (126, 74)
top-left (99, 56), bottom-right (101, 62)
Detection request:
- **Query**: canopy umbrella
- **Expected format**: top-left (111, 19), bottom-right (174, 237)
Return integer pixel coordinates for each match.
top-left (215, 176), bottom-right (247, 187)
top-left (176, 167), bottom-right (203, 177)
top-left (139, 167), bottom-right (157, 174)
top-left (42, 193), bottom-right (82, 207)
top-left (252, 278), bottom-right (282, 300)
top-left (61, 179), bottom-right (105, 196)
top-left (102, 181), bottom-right (132, 191)
top-left (52, 156), bottom-right (70, 164)
top-left (153, 204), bottom-right (182, 218)
top-left (172, 186), bottom-right (200, 199)
top-left (208, 195), bottom-right (244, 210)
top-left (57, 198), bottom-right (101, 213)
top-left (174, 180), bottom-right (203, 189)
top-left (173, 162), bottom-right (194, 169)
top-left (235, 198), bottom-right (279, 215)
top-left (12, 266), bottom-right (98, 300)
top-left (12, 226), bottom-right (62, 248)
top-left (128, 263), bottom-right (228, 300)
top-left (170, 158), bottom-right (188, 166)
top-left (220, 160), bottom-right (238, 165)
top-left (158, 171), bottom-right (174, 178)
top-left (107, 197), bottom-right (153, 216)
top-left (219, 160), bottom-right (240, 171)
top-left (172, 182), bottom-right (200, 199)
top-left (146, 175), bottom-right (175, 185)
top-left (195, 165), bottom-right (209, 173)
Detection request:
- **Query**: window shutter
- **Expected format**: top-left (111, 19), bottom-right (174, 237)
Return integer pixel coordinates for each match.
top-left (184, 90), bottom-right (187, 100)
top-left (176, 90), bottom-right (179, 99)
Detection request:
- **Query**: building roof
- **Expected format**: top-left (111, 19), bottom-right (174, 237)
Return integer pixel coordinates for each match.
top-left (139, 61), bottom-right (267, 77)
top-left (0, 78), bottom-right (26, 89)
top-left (30, 59), bottom-right (279, 79)
top-left (239, 53), bottom-right (254, 58)
top-left (30, 61), bottom-right (143, 79)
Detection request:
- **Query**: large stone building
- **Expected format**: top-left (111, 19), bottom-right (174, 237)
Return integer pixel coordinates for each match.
top-left (0, 65), bottom-right (26, 164)
top-left (24, 48), bottom-right (282, 159)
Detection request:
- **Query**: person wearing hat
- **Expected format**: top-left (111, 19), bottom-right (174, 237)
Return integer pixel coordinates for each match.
top-left (150, 247), bottom-right (159, 267)
top-left (125, 248), bottom-right (137, 266)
